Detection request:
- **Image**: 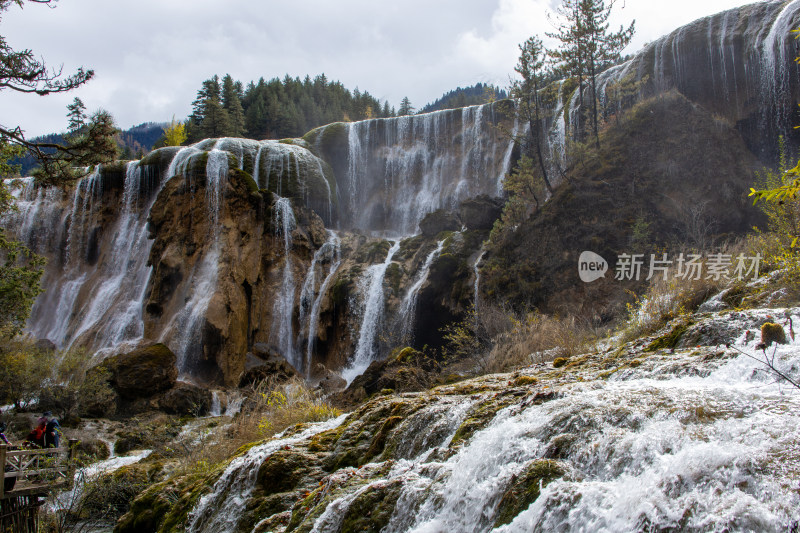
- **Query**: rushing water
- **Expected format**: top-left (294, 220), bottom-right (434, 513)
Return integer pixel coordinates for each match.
top-left (317, 310), bottom-right (800, 531)
top-left (187, 414), bottom-right (348, 533)
top-left (398, 240), bottom-right (444, 343)
top-left (342, 241), bottom-right (401, 383)
top-left (300, 230), bottom-right (342, 375)
top-left (270, 197), bottom-right (299, 369)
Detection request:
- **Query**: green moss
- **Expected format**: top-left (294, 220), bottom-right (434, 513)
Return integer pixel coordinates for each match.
top-left (231, 167), bottom-right (259, 194)
top-left (357, 240), bottom-right (392, 264)
top-left (303, 122), bottom-right (348, 156)
top-left (396, 235), bottom-right (425, 261)
top-left (645, 320), bottom-right (693, 351)
top-left (114, 463), bottom-right (224, 533)
top-left (761, 322), bottom-right (788, 346)
top-left (330, 276), bottom-right (352, 307)
top-left (552, 357), bottom-right (569, 368)
top-left (513, 376), bottom-right (538, 386)
top-left (340, 480), bottom-right (403, 533)
top-left (450, 396), bottom-right (516, 447)
top-left (493, 460), bottom-right (567, 527)
top-left (257, 450), bottom-right (312, 495)
top-left (385, 263), bottom-right (402, 293)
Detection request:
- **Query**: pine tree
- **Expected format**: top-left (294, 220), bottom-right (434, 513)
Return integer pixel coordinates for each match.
top-left (222, 74), bottom-right (246, 137)
top-left (398, 96), bottom-right (414, 116)
top-left (549, 0), bottom-right (634, 146)
top-left (66, 97), bottom-right (87, 133)
top-left (513, 36), bottom-right (554, 195)
top-left (547, 0), bottom-right (586, 140)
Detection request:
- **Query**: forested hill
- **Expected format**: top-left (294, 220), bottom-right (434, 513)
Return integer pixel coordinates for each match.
top-left (15, 122), bottom-right (165, 176)
top-left (418, 83), bottom-right (507, 114)
top-left (187, 73), bottom-right (395, 142)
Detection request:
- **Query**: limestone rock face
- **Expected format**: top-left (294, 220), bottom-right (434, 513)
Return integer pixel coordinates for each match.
top-left (99, 343), bottom-right (178, 400)
top-left (158, 383), bottom-right (212, 416)
top-left (459, 195), bottom-right (503, 231)
top-left (419, 209), bottom-right (461, 236)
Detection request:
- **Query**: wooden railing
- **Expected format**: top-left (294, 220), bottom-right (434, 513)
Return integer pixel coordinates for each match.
top-left (0, 439), bottom-right (77, 499)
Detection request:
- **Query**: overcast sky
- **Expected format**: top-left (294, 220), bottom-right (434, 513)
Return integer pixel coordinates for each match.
top-left (1, 0), bottom-right (764, 137)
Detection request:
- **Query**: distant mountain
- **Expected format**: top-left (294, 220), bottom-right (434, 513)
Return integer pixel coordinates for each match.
top-left (419, 83), bottom-right (508, 114)
top-left (14, 122), bottom-right (167, 176)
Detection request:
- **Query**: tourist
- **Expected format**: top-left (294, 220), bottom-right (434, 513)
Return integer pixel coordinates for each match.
top-left (42, 412), bottom-right (60, 448)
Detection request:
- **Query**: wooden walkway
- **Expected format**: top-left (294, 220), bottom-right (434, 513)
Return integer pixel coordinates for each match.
top-left (1, 440), bottom-right (77, 532)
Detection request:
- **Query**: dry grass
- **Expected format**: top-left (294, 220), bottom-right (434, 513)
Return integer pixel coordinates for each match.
top-left (619, 268), bottom-right (723, 344)
top-left (482, 313), bottom-right (603, 373)
top-left (188, 377), bottom-right (341, 466)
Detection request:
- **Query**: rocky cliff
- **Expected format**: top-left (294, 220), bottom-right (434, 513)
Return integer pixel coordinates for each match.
top-left (4, 0), bottom-right (799, 385)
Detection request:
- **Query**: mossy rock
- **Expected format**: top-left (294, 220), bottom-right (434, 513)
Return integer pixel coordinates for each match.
top-left (646, 320), bottom-right (693, 352)
top-left (552, 357), bottom-right (569, 368)
top-left (340, 479), bottom-right (404, 533)
top-left (761, 322), bottom-right (787, 346)
top-left (493, 460), bottom-right (567, 527)
top-left (114, 464), bottom-right (223, 533)
top-left (357, 239), bottom-right (392, 264)
top-left (385, 263), bottom-right (402, 293)
top-left (257, 449), bottom-right (315, 496)
top-left (450, 395), bottom-right (517, 447)
top-left (512, 375), bottom-right (538, 387)
top-left (231, 167), bottom-right (259, 194)
top-left (396, 235), bottom-right (425, 262)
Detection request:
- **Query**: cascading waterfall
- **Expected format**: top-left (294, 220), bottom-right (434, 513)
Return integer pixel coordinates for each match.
top-left (187, 414), bottom-right (348, 533)
top-left (473, 248), bottom-right (486, 314)
top-left (299, 230), bottom-right (341, 375)
top-left (398, 240), bottom-right (444, 343)
top-left (339, 102), bottom-right (516, 235)
top-left (170, 144), bottom-right (229, 373)
top-left (270, 197), bottom-right (299, 370)
top-left (232, 310), bottom-right (798, 532)
top-left (342, 241), bottom-right (400, 383)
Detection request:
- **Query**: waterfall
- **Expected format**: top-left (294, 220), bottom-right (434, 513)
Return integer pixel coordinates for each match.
top-left (299, 230), bottom-right (341, 375)
top-left (241, 310), bottom-right (799, 532)
top-left (473, 248), bottom-right (486, 314)
top-left (337, 102), bottom-right (516, 235)
top-left (171, 144), bottom-right (229, 374)
top-left (342, 241), bottom-right (400, 383)
top-left (187, 414), bottom-right (347, 533)
top-left (398, 240), bottom-right (444, 343)
top-left (209, 391), bottom-right (221, 417)
top-left (270, 197), bottom-right (299, 370)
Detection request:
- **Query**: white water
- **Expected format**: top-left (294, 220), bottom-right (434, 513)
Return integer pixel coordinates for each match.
top-left (170, 144), bottom-right (229, 374)
top-left (338, 102), bottom-right (516, 235)
top-left (300, 231), bottom-right (342, 375)
top-left (342, 241), bottom-right (400, 383)
top-left (398, 240), bottom-right (444, 343)
top-left (270, 197), bottom-right (299, 370)
top-left (473, 248), bottom-right (486, 314)
top-left (53, 449), bottom-right (152, 513)
top-left (292, 309), bottom-right (800, 532)
top-left (187, 414), bottom-right (347, 533)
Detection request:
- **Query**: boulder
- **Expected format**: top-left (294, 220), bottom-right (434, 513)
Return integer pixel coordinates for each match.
top-left (34, 338), bottom-right (57, 353)
top-left (100, 343), bottom-right (178, 400)
top-left (459, 195), bottom-right (503, 231)
top-left (239, 353), bottom-right (299, 388)
top-left (158, 383), bottom-right (212, 416)
top-left (314, 365), bottom-right (347, 394)
top-left (419, 209), bottom-right (461, 236)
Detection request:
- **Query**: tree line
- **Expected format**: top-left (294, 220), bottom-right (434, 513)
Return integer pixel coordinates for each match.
top-left (186, 73), bottom-right (403, 142)
top-left (418, 83), bottom-right (507, 114)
